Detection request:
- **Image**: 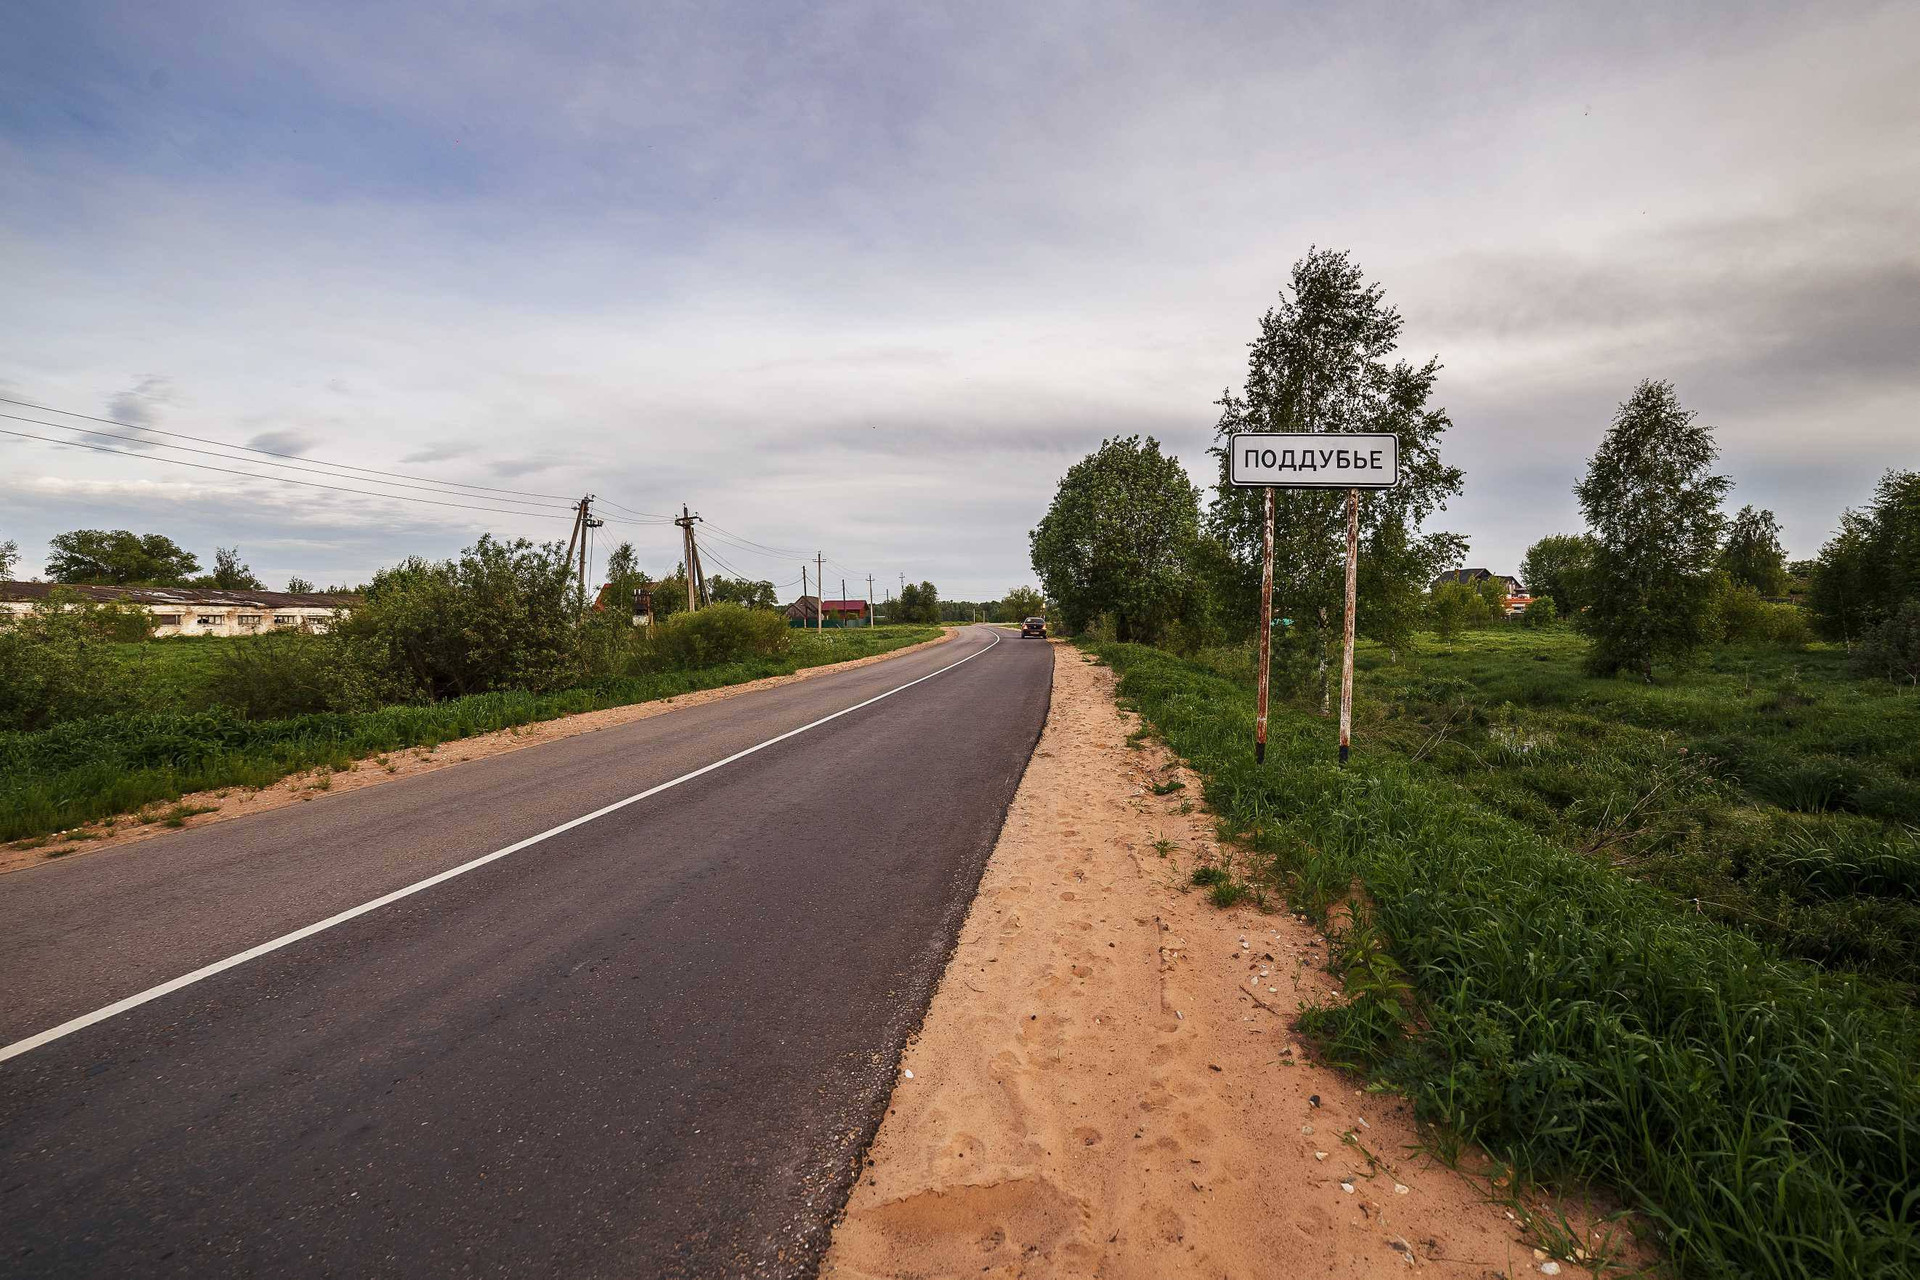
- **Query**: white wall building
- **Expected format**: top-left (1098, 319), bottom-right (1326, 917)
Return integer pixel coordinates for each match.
top-left (0, 582), bottom-right (355, 637)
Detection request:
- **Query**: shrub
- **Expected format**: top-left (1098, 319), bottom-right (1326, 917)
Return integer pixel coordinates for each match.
top-left (207, 629), bottom-right (397, 719)
top-left (1521, 594), bottom-right (1558, 627)
top-left (1851, 601), bottom-right (1920, 685)
top-left (650, 604), bottom-right (789, 669)
top-left (342, 535), bottom-right (576, 699)
top-left (0, 595), bottom-right (149, 731)
top-left (1716, 580), bottom-right (1810, 648)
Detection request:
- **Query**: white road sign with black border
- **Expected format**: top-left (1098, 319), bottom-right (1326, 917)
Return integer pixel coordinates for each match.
top-left (1228, 433), bottom-right (1400, 489)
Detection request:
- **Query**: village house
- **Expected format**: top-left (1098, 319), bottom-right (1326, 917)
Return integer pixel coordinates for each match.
top-left (783, 596), bottom-right (870, 627)
top-left (0, 582), bottom-right (357, 637)
top-left (1429, 567), bottom-right (1531, 616)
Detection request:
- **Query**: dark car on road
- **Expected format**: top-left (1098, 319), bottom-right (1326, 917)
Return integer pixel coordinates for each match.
top-left (1021, 616), bottom-right (1047, 638)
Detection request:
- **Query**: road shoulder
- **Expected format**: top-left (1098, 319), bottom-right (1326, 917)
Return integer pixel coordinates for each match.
top-left (2, 627), bottom-right (957, 876)
top-left (826, 644), bottom-right (1577, 1279)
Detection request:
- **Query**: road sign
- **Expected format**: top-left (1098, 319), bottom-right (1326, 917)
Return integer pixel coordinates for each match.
top-left (1231, 432), bottom-right (1401, 767)
top-left (1228, 433), bottom-right (1399, 489)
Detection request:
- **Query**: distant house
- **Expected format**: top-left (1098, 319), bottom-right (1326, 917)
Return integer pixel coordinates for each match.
top-left (1430, 568), bottom-right (1530, 616)
top-left (1430, 568), bottom-right (1522, 594)
top-left (784, 596), bottom-right (869, 626)
top-left (0, 582), bottom-right (356, 637)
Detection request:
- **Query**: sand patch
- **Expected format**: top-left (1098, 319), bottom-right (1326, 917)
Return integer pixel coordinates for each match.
top-left (3, 629), bottom-right (955, 876)
top-left (827, 644), bottom-right (1639, 1279)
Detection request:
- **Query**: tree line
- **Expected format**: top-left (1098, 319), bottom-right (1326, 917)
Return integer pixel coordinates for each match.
top-left (1028, 247), bottom-right (1920, 687)
top-left (0, 529), bottom-right (326, 593)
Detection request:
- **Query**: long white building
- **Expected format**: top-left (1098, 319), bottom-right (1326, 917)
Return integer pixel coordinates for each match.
top-left (0, 582), bottom-right (356, 637)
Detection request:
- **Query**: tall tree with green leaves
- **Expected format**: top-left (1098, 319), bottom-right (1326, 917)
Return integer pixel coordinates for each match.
top-left (708, 575), bottom-right (777, 610)
top-left (1718, 505), bottom-right (1790, 596)
top-left (1207, 248), bottom-right (1464, 688)
top-left (1029, 435), bottom-right (1201, 641)
top-left (1806, 469), bottom-right (1920, 643)
top-left (1520, 533), bottom-right (1595, 614)
top-left (0, 537), bottom-right (17, 579)
top-left (1574, 380), bottom-right (1730, 679)
top-left (200, 546), bottom-right (265, 591)
top-left (896, 581), bottom-right (942, 624)
top-left (999, 585), bottom-right (1045, 622)
top-left (46, 529), bottom-right (201, 585)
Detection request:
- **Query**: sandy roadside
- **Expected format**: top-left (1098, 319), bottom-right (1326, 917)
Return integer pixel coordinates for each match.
top-left (826, 644), bottom-right (1621, 1280)
top-left (2, 628), bottom-right (956, 877)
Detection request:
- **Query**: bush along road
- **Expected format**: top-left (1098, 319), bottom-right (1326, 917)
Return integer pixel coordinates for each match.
top-left (1, 625), bottom-right (941, 845)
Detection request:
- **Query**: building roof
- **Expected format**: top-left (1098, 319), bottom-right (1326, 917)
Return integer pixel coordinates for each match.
top-left (1430, 568), bottom-right (1521, 590)
top-left (0, 581), bottom-right (358, 608)
top-left (819, 599), bottom-right (867, 612)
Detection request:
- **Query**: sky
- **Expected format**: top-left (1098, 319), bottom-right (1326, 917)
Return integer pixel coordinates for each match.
top-left (3, 1), bottom-right (1915, 599)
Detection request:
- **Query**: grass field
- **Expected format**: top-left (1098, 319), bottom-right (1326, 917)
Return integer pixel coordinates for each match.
top-left (3, 625), bottom-right (941, 845)
top-left (1346, 630), bottom-right (1920, 995)
top-left (1086, 632), bottom-right (1920, 1280)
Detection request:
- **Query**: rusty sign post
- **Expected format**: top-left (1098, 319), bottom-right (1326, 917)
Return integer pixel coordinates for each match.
top-left (1255, 485), bottom-right (1275, 762)
top-left (1229, 433), bottom-right (1400, 765)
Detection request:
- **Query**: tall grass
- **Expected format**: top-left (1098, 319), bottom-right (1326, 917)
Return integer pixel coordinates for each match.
top-left (1346, 630), bottom-right (1920, 993)
top-left (1087, 639), bottom-right (1920, 1280)
top-left (2, 626), bottom-right (938, 842)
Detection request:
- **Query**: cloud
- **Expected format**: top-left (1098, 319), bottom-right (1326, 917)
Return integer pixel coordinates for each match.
top-left (244, 428), bottom-right (320, 455)
top-left (1, 1), bottom-right (1914, 592)
top-left (399, 442), bottom-right (478, 463)
top-left (488, 458), bottom-right (562, 478)
top-left (99, 375), bottom-right (173, 446)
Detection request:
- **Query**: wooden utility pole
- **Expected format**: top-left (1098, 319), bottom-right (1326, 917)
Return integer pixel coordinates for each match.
top-left (867, 574), bottom-right (875, 627)
top-left (816, 552), bottom-right (825, 634)
top-left (801, 564), bottom-right (808, 618)
top-left (674, 505), bottom-right (703, 612)
top-left (1339, 487), bottom-right (1359, 766)
top-left (1255, 485), bottom-right (1275, 764)
top-left (562, 495), bottom-right (599, 609)
top-left (563, 496), bottom-right (587, 606)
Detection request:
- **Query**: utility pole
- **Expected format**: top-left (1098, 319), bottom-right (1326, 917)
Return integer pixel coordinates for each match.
top-left (563, 495), bottom-right (599, 610)
top-left (816, 552), bottom-right (825, 635)
top-left (564, 497), bottom-right (586, 606)
top-left (866, 574), bottom-right (874, 627)
top-left (674, 505), bottom-right (704, 612)
top-left (801, 564), bottom-right (808, 616)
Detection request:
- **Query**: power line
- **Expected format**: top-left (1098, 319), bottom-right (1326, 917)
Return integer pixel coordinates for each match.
top-left (0, 424), bottom-right (577, 521)
top-left (0, 394), bottom-right (577, 502)
top-left (596, 498), bottom-right (675, 521)
top-left (703, 522), bottom-right (808, 559)
top-left (1, 413), bottom-right (580, 516)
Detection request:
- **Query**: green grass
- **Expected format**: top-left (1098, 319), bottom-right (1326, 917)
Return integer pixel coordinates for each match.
top-left (103, 635), bottom-right (228, 710)
top-left (1333, 629), bottom-right (1920, 994)
top-left (2, 626), bottom-right (939, 843)
top-left (1084, 636), bottom-right (1920, 1280)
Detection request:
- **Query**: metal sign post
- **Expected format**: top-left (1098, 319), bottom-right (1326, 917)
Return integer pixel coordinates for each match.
top-left (1229, 433), bottom-right (1400, 765)
top-left (1340, 488), bottom-right (1359, 764)
top-left (1255, 485), bottom-right (1275, 763)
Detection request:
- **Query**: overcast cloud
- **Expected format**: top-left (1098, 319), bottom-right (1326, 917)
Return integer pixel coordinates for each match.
top-left (2, 1), bottom-right (1915, 597)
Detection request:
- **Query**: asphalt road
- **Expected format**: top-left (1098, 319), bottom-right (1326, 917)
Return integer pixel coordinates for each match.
top-left (0, 626), bottom-right (1053, 1278)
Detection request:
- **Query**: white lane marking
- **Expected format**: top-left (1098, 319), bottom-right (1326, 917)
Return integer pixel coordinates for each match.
top-left (0, 628), bottom-right (1004, 1064)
